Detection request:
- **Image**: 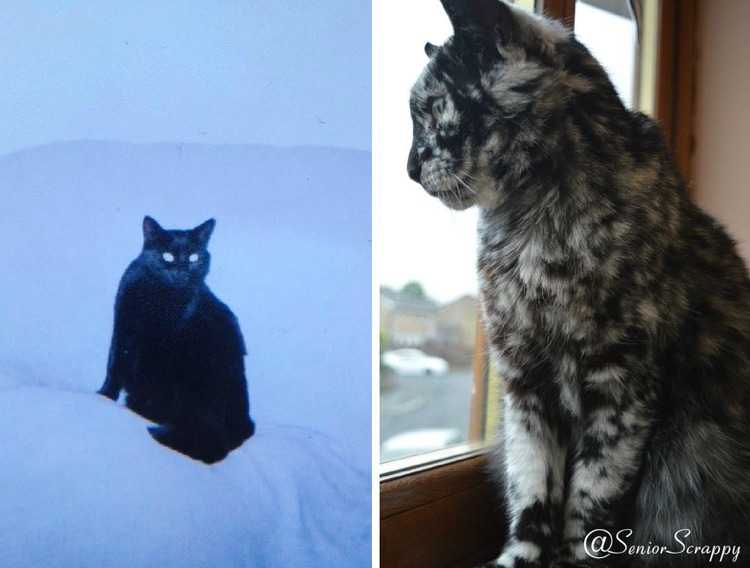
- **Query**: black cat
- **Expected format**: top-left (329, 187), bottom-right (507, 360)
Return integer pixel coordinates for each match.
top-left (98, 216), bottom-right (255, 464)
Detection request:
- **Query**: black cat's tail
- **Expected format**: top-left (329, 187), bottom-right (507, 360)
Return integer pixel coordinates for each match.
top-left (148, 424), bottom-right (230, 464)
top-left (228, 416), bottom-right (255, 448)
top-left (147, 418), bottom-right (254, 465)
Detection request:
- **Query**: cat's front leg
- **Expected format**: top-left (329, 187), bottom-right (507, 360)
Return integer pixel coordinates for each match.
top-left (97, 376), bottom-right (121, 400)
top-left (98, 330), bottom-right (134, 400)
top-left (560, 373), bottom-right (656, 565)
top-left (492, 382), bottom-right (567, 568)
top-left (98, 339), bottom-right (124, 399)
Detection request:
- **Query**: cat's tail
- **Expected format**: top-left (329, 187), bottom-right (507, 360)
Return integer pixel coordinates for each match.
top-left (148, 414), bottom-right (255, 464)
top-left (228, 416), bottom-right (255, 447)
top-left (631, 419), bottom-right (750, 567)
top-left (147, 424), bottom-right (231, 464)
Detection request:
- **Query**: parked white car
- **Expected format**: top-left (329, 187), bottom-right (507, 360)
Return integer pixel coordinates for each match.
top-left (381, 428), bottom-right (462, 462)
top-left (381, 348), bottom-right (449, 376)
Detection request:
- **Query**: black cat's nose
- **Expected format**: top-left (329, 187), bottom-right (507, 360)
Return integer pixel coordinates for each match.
top-left (408, 145), bottom-right (431, 182)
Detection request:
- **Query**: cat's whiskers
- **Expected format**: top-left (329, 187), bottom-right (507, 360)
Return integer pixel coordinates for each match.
top-left (454, 167), bottom-right (481, 182)
top-left (451, 172), bottom-right (479, 196)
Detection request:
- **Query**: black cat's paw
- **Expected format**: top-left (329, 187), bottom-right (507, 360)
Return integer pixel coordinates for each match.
top-left (96, 386), bottom-right (118, 401)
top-left (148, 425), bottom-right (229, 465)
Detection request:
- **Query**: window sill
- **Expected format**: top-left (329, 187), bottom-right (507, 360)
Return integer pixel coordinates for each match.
top-left (380, 442), bottom-right (487, 481)
top-left (380, 451), bottom-right (507, 568)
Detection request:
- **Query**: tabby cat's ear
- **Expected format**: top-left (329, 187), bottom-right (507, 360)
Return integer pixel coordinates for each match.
top-left (440, 0), bottom-right (516, 52)
top-left (142, 216), bottom-right (164, 244)
top-left (193, 218), bottom-right (216, 247)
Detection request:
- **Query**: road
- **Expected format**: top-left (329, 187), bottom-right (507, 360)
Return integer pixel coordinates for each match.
top-left (380, 369), bottom-right (473, 461)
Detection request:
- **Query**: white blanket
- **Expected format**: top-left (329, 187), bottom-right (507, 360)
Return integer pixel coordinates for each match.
top-left (0, 385), bottom-right (370, 568)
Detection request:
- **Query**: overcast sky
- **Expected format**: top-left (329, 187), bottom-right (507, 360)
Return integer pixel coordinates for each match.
top-left (375, 0), bottom-right (479, 304)
top-left (0, 1), bottom-right (371, 156)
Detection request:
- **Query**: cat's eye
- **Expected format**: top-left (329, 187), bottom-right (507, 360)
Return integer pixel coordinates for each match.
top-left (189, 253), bottom-right (199, 263)
top-left (431, 97), bottom-right (446, 120)
top-left (162, 252), bottom-right (175, 263)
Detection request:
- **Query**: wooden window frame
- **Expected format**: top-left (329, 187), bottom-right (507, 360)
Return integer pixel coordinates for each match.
top-left (654, 0), bottom-right (698, 184)
top-left (380, 1), bottom-right (697, 566)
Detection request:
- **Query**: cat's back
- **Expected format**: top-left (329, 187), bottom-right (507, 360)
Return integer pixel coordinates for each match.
top-left (672, 206), bottom-right (750, 373)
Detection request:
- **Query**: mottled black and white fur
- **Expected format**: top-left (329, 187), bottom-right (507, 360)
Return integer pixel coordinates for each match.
top-left (98, 216), bottom-right (255, 464)
top-left (407, 1), bottom-right (750, 566)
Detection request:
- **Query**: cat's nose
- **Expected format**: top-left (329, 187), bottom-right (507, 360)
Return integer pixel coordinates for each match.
top-left (407, 145), bottom-right (428, 182)
top-left (407, 153), bottom-right (421, 182)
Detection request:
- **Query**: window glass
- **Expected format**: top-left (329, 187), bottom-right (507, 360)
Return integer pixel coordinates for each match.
top-left (378, 0), bottom-right (533, 468)
top-left (574, 0), bottom-right (659, 114)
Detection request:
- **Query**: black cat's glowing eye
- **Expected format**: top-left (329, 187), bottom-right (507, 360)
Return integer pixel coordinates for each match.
top-left (431, 97), bottom-right (446, 120)
top-left (162, 252), bottom-right (175, 263)
top-left (189, 253), bottom-right (199, 263)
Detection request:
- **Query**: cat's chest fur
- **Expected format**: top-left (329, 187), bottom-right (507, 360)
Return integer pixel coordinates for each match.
top-left (118, 263), bottom-right (204, 341)
top-left (475, 209), bottom-right (641, 420)
top-left (477, 213), bottom-right (608, 339)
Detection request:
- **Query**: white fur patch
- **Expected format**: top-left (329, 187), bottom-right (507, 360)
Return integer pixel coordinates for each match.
top-left (503, 394), bottom-right (559, 516)
top-left (498, 540), bottom-right (542, 564)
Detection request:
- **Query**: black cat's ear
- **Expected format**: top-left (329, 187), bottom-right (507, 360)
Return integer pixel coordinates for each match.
top-left (440, 0), bottom-right (517, 51)
top-left (425, 42), bottom-right (439, 58)
top-left (142, 216), bottom-right (164, 244)
top-left (193, 218), bottom-right (216, 246)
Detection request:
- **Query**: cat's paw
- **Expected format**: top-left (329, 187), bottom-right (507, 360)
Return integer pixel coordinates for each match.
top-left (487, 541), bottom-right (553, 568)
top-left (550, 560), bottom-right (606, 568)
top-left (478, 562), bottom-right (541, 568)
top-left (476, 561), bottom-right (538, 568)
top-left (96, 385), bottom-right (118, 400)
